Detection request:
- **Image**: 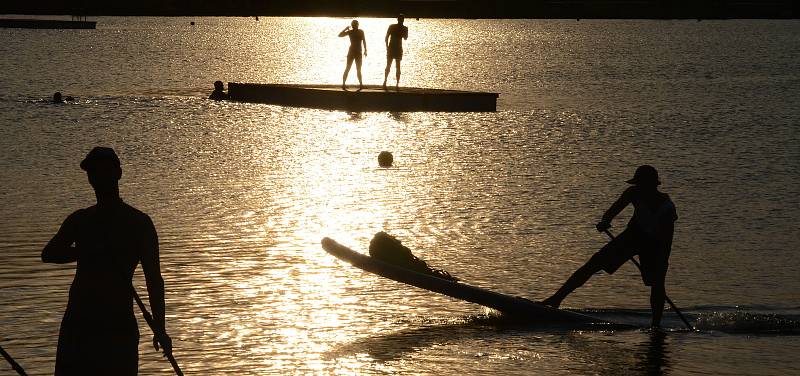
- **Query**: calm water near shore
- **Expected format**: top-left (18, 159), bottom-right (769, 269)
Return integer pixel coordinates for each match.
top-left (1, 17), bottom-right (799, 375)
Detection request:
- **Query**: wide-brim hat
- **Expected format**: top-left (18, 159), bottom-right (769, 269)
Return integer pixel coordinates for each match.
top-left (627, 164), bottom-right (660, 186)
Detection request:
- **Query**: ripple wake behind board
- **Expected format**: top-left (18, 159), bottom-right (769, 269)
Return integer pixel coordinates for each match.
top-left (322, 237), bottom-right (618, 325)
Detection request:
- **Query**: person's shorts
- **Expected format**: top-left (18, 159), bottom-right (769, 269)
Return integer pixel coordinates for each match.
top-left (347, 48), bottom-right (363, 62)
top-left (588, 228), bottom-right (669, 286)
top-left (56, 318), bottom-right (139, 375)
top-left (387, 46), bottom-right (403, 60)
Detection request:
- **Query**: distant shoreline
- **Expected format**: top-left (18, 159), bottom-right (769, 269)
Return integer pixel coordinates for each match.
top-left (2, 0), bottom-right (797, 20)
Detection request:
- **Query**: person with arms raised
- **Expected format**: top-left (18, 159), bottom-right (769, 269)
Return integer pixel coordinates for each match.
top-left (339, 20), bottom-right (367, 90)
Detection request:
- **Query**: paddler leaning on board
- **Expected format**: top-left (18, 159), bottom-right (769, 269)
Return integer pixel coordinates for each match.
top-left (541, 165), bottom-right (678, 328)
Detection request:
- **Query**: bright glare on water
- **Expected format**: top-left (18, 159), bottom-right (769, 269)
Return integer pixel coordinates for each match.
top-left (1, 17), bottom-right (799, 375)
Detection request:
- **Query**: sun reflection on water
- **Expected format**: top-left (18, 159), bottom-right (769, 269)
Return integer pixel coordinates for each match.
top-left (226, 108), bottom-right (409, 372)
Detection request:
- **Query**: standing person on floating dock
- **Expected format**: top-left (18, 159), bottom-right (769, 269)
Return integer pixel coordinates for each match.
top-left (339, 20), bottom-right (367, 90)
top-left (541, 165), bottom-right (678, 328)
top-left (42, 147), bottom-right (173, 375)
top-left (383, 14), bottom-right (408, 89)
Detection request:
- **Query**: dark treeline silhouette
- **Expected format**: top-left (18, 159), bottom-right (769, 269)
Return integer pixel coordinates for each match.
top-left (1, 0), bottom-right (797, 19)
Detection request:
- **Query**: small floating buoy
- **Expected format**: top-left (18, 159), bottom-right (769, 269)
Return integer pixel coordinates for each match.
top-left (378, 151), bottom-right (393, 167)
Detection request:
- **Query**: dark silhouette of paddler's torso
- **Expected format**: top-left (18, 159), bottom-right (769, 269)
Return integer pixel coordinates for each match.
top-left (54, 199), bottom-right (158, 375)
top-left (62, 202), bottom-right (152, 329)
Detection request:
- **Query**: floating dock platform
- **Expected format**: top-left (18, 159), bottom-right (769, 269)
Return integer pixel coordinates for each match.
top-left (227, 83), bottom-right (498, 112)
top-left (0, 19), bottom-right (97, 29)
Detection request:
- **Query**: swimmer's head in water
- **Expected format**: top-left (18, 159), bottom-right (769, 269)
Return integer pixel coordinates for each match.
top-left (53, 92), bottom-right (62, 102)
top-left (214, 80), bottom-right (224, 91)
top-left (351, 20), bottom-right (359, 29)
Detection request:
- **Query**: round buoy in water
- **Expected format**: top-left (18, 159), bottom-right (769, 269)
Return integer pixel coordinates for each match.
top-left (378, 151), bottom-right (393, 167)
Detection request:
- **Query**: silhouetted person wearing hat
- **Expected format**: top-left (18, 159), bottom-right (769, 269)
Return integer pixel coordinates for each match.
top-left (541, 165), bottom-right (678, 327)
top-left (209, 80), bottom-right (228, 101)
top-left (339, 19), bottom-right (367, 90)
top-left (383, 15), bottom-right (408, 89)
top-left (42, 147), bottom-right (172, 375)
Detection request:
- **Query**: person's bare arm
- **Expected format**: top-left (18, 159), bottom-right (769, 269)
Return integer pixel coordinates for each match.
top-left (362, 31), bottom-right (367, 56)
top-left (597, 186), bottom-right (634, 231)
top-left (140, 215), bottom-right (172, 354)
top-left (402, 26), bottom-right (408, 40)
top-left (385, 27), bottom-right (391, 47)
top-left (42, 211), bottom-right (81, 264)
top-left (338, 26), bottom-right (350, 37)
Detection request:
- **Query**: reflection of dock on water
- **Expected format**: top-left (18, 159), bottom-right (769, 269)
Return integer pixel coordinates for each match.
top-left (0, 19), bottom-right (96, 29)
top-left (227, 83), bottom-right (498, 112)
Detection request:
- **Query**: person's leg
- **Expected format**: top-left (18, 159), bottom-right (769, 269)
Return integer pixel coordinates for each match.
top-left (650, 282), bottom-right (666, 327)
top-left (645, 256), bottom-right (669, 328)
top-left (355, 55), bottom-right (363, 89)
top-left (542, 232), bottom-right (634, 308)
top-left (639, 239), bottom-right (669, 328)
top-left (383, 57), bottom-right (392, 87)
top-left (343, 56), bottom-right (354, 89)
top-left (395, 59), bottom-right (401, 87)
top-left (541, 260), bottom-right (603, 308)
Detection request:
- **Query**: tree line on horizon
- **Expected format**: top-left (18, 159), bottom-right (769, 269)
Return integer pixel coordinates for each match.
top-left (1, 0), bottom-right (796, 19)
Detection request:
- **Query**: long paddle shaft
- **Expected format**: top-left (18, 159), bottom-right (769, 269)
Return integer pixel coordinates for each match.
top-left (131, 287), bottom-right (184, 376)
top-left (0, 345), bottom-right (27, 376)
top-left (603, 230), bottom-right (694, 330)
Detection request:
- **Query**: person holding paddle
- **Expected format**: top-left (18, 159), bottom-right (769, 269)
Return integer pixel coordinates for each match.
top-left (541, 165), bottom-right (678, 328)
top-left (42, 147), bottom-right (173, 375)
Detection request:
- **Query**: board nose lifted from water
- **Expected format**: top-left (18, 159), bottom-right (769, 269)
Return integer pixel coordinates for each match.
top-left (322, 236), bottom-right (623, 327)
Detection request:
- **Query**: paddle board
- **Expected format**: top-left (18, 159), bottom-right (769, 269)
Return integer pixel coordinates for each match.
top-left (322, 237), bottom-right (613, 324)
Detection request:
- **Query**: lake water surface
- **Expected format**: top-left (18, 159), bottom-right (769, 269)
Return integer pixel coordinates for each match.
top-left (1, 17), bottom-right (799, 375)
